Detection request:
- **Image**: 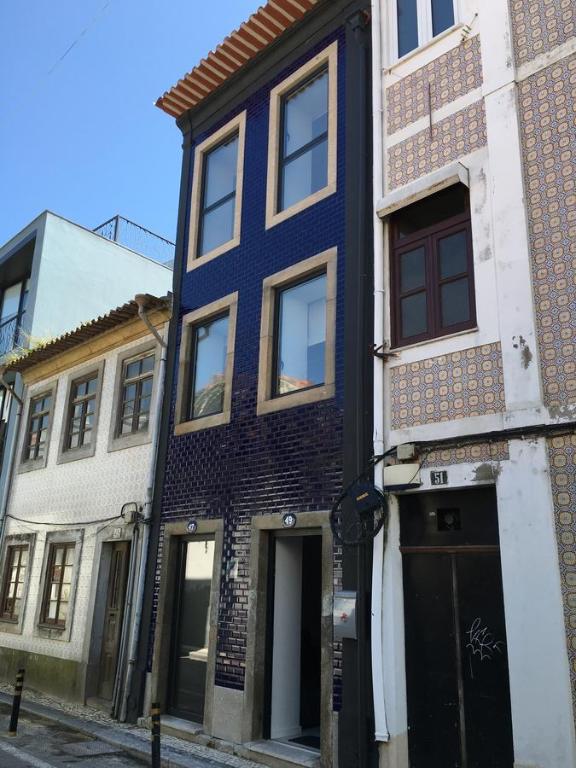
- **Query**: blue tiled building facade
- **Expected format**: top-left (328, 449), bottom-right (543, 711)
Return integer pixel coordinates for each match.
top-left (141, 3), bottom-right (373, 766)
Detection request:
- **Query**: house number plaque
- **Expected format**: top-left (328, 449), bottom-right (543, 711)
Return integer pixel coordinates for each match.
top-left (430, 470), bottom-right (448, 486)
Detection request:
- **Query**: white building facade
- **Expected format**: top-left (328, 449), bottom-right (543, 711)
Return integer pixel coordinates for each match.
top-left (0, 296), bottom-right (170, 716)
top-left (371, 1), bottom-right (576, 766)
top-left (0, 211), bottom-right (173, 546)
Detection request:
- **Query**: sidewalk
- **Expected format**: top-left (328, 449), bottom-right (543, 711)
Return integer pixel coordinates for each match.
top-left (0, 684), bottom-right (262, 768)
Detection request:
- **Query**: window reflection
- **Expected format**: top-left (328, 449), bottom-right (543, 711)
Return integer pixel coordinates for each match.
top-left (275, 274), bottom-right (326, 396)
top-left (279, 70), bottom-right (328, 211)
top-left (189, 314), bottom-right (229, 419)
top-left (199, 135), bottom-right (239, 256)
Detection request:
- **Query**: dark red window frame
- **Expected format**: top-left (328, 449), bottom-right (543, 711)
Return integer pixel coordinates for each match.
top-left (390, 194), bottom-right (476, 347)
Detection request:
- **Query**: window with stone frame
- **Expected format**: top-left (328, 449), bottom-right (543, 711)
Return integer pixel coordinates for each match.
top-left (390, 184), bottom-right (476, 347)
top-left (117, 351), bottom-right (155, 436)
top-left (64, 373), bottom-right (98, 450)
top-left (0, 545), bottom-right (28, 621)
top-left (23, 392), bottom-right (52, 461)
top-left (40, 542), bottom-right (75, 627)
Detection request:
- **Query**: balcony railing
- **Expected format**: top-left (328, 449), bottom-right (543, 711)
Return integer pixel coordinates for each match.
top-left (0, 315), bottom-right (25, 361)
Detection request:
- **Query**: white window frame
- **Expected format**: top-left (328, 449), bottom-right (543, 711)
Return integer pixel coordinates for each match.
top-left (388, 0), bottom-right (460, 62)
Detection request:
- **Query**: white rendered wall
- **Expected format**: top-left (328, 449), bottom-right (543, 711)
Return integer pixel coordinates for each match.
top-left (270, 536), bottom-right (302, 740)
top-left (30, 213), bottom-right (172, 342)
top-left (0, 331), bottom-right (164, 665)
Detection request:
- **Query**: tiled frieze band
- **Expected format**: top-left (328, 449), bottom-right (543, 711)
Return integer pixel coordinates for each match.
top-left (547, 434), bottom-right (576, 716)
top-left (386, 36), bottom-right (482, 135)
top-left (387, 101), bottom-right (487, 190)
top-left (423, 440), bottom-right (510, 467)
top-left (518, 54), bottom-right (576, 408)
top-left (390, 343), bottom-right (505, 430)
top-left (510, 0), bottom-right (576, 67)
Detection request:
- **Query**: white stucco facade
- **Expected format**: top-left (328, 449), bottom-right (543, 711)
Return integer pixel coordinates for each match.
top-left (0, 308), bottom-right (168, 710)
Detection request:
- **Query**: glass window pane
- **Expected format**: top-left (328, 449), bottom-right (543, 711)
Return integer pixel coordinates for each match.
top-left (0, 283), bottom-right (22, 322)
top-left (141, 378), bottom-right (153, 397)
top-left (439, 231), bottom-right (468, 278)
top-left (58, 601), bottom-right (68, 622)
top-left (400, 246), bottom-right (426, 292)
top-left (203, 135), bottom-right (238, 209)
top-left (139, 396), bottom-right (151, 415)
top-left (199, 197), bottom-right (236, 256)
top-left (283, 71), bottom-right (328, 158)
top-left (141, 355), bottom-right (155, 374)
top-left (87, 377), bottom-right (97, 395)
top-left (395, 185), bottom-right (467, 238)
top-left (401, 292), bottom-right (427, 338)
top-left (47, 601), bottom-right (57, 619)
top-left (20, 549), bottom-right (28, 566)
top-left (121, 417), bottom-right (133, 435)
top-left (126, 361), bottom-right (140, 379)
top-left (432, 0), bottom-right (454, 36)
top-left (397, 0), bottom-right (419, 57)
top-left (191, 315), bottom-right (229, 419)
top-left (276, 274), bottom-right (326, 395)
top-left (280, 139), bottom-right (328, 211)
top-left (441, 278), bottom-right (470, 327)
top-left (55, 548), bottom-right (65, 566)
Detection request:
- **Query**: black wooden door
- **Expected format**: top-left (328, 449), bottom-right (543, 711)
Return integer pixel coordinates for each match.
top-left (401, 489), bottom-right (514, 768)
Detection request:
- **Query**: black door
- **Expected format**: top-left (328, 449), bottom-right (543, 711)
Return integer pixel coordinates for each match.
top-left (168, 537), bottom-right (215, 723)
top-left (97, 542), bottom-right (130, 700)
top-left (401, 488), bottom-right (514, 768)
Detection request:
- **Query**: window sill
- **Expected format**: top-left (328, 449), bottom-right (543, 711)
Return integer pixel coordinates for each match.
top-left (18, 458), bottom-right (48, 474)
top-left (257, 382), bottom-right (335, 416)
top-left (386, 23), bottom-right (467, 77)
top-left (107, 429), bottom-right (152, 453)
top-left (174, 410), bottom-right (231, 435)
top-left (187, 235), bottom-right (240, 273)
top-left (265, 182), bottom-right (337, 230)
top-left (390, 326), bottom-right (479, 354)
top-left (56, 444), bottom-right (96, 464)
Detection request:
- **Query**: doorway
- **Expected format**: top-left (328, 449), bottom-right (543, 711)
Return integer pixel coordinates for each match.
top-left (400, 488), bottom-right (514, 768)
top-left (168, 536), bottom-right (215, 723)
top-left (265, 533), bottom-right (322, 750)
top-left (97, 541), bottom-right (130, 701)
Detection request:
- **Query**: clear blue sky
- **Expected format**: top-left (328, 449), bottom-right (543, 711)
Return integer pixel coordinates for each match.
top-left (0, 0), bottom-right (260, 246)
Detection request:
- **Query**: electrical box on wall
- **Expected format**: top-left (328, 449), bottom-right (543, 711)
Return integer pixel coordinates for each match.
top-left (333, 591), bottom-right (357, 641)
top-left (383, 463), bottom-right (421, 490)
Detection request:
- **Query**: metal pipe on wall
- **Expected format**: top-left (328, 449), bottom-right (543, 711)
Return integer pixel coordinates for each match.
top-left (370, 0), bottom-right (390, 744)
top-left (119, 307), bottom-right (169, 722)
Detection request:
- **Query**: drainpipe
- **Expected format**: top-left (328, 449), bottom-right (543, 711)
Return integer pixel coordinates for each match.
top-left (370, 0), bottom-right (390, 744)
top-left (0, 373), bottom-right (24, 545)
top-left (119, 296), bottom-right (169, 722)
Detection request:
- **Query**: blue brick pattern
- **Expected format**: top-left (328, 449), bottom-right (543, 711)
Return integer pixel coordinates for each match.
top-left (155, 29), bottom-right (347, 705)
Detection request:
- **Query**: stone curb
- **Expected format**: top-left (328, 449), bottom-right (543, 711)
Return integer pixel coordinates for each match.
top-left (0, 692), bottom-right (235, 768)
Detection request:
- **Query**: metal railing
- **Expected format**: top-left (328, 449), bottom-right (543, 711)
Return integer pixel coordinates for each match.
top-left (0, 316), bottom-right (25, 361)
top-left (93, 215), bottom-right (175, 266)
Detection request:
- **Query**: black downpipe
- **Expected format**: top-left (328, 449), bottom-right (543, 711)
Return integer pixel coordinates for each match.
top-left (340, 10), bottom-right (376, 768)
top-left (126, 116), bottom-right (193, 723)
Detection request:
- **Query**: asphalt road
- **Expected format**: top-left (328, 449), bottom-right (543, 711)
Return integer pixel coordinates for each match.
top-left (0, 703), bottom-right (148, 767)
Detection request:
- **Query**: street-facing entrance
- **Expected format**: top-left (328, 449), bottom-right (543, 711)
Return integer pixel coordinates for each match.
top-left (400, 488), bottom-right (514, 768)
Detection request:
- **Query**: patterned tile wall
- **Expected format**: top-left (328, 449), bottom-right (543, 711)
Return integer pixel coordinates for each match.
top-left (423, 440), bottom-right (510, 467)
top-left (390, 343), bottom-right (505, 430)
top-left (547, 434), bottom-right (576, 716)
top-left (510, 0), bottom-right (576, 67)
top-left (518, 54), bottom-right (576, 408)
top-left (388, 101), bottom-right (487, 189)
top-left (386, 36), bottom-right (483, 135)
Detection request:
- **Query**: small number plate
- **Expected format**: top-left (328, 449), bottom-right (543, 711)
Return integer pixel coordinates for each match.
top-left (430, 470), bottom-right (448, 486)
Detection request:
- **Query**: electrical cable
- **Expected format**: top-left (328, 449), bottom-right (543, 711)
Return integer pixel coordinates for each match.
top-left (5, 512), bottom-right (122, 527)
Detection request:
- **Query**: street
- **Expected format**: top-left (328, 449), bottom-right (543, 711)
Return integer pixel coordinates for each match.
top-left (0, 703), bottom-right (147, 767)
